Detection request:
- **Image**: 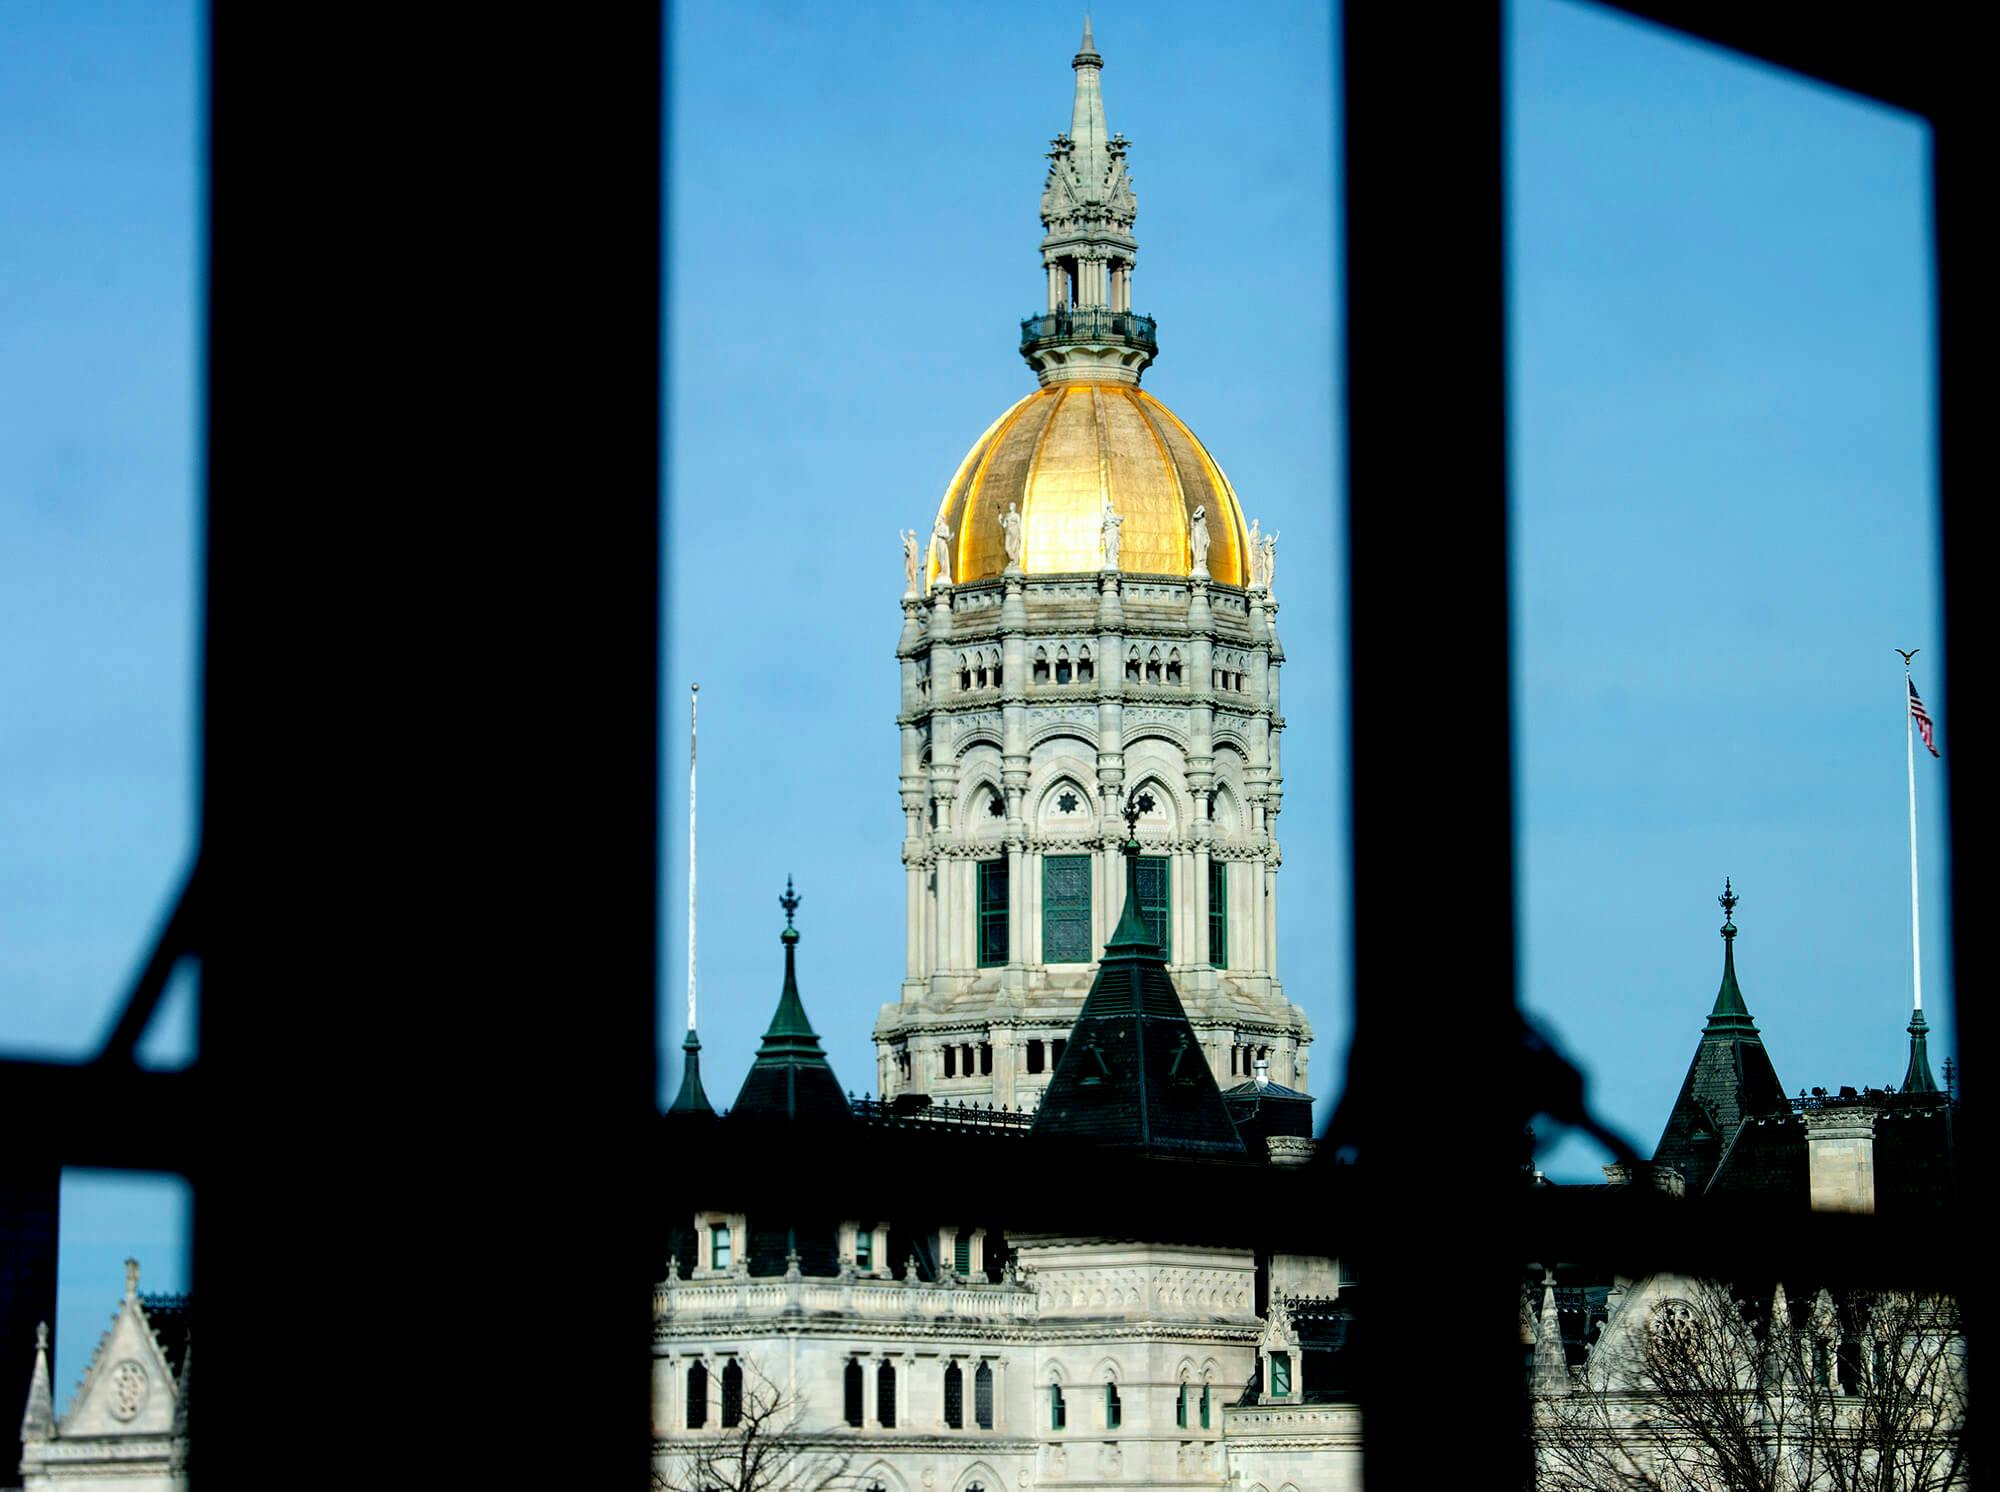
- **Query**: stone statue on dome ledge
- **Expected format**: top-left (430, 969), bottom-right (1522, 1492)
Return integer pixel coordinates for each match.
top-left (1100, 500), bottom-right (1123, 571)
top-left (999, 500), bottom-right (1024, 571)
top-left (930, 514), bottom-right (953, 586)
top-left (1189, 503), bottom-right (1210, 576)
top-left (1261, 529), bottom-right (1279, 595)
top-left (900, 528), bottom-right (921, 594)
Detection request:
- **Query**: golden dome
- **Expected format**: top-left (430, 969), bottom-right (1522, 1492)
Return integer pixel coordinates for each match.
top-left (930, 382), bottom-right (1252, 589)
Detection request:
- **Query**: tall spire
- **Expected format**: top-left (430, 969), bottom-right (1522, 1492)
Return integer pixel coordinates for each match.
top-left (1652, 880), bottom-right (1787, 1192)
top-left (1024, 21), bottom-right (1154, 386)
top-left (20, 1321), bottom-right (54, 1442)
top-left (730, 879), bottom-right (851, 1124)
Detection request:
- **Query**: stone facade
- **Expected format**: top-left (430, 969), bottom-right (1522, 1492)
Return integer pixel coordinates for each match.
top-left (880, 570), bottom-right (1310, 1111)
top-left (653, 1230), bottom-right (1347, 1492)
top-left (14, 1263), bottom-right (187, 1492)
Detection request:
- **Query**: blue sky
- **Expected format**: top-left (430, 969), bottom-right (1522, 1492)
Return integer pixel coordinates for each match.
top-left (2, 0), bottom-right (1943, 1399)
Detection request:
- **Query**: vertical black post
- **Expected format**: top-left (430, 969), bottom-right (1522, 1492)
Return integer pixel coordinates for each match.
top-left (1933, 93), bottom-right (1993, 1492)
top-left (199, 7), bottom-right (662, 1477)
top-left (1342, 5), bottom-right (1527, 1484)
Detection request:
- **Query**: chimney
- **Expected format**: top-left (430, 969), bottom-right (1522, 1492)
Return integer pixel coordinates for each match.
top-left (1803, 1106), bottom-right (1877, 1214)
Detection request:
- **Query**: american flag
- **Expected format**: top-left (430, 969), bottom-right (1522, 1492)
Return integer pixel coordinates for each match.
top-left (1909, 678), bottom-right (1939, 757)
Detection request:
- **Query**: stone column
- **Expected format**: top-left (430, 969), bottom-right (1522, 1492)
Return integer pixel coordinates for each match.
top-left (1095, 575), bottom-right (1126, 951)
top-left (1001, 575), bottom-right (1031, 977)
top-left (1187, 580), bottom-right (1216, 974)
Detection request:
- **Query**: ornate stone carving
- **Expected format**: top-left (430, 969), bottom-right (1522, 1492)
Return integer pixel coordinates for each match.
top-left (108, 1360), bottom-right (149, 1422)
top-left (1100, 501), bottom-right (1123, 571)
top-left (902, 528), bottom-right (922, 594)
top-left (931, 515), bottom-right (954, 586)
top-left (1189, 504), bottom-right (1210, 576)
top-left (1000, 501), bottom-right (1024, 569)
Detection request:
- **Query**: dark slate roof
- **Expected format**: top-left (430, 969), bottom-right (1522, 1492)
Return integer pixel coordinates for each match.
top-left (1874, 1102), bottom-right (1960, 1215)
top-left (1031, 844), bottom-right (1249, 1160)
top-left (1220, 1078), bottom-right (1316, 1145)
top-left (1652, 917), bottom-right (1787, 1192)
top-left (138, 1294), bottom-right (192, 1382)
top-left (1704, 1111), bottom-right (1808, 1203)
top-left (729, 921), bottom-right (852, 1126)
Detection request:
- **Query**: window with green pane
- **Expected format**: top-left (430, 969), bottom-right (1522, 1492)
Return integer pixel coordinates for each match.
top-left (1135, 855), bottom-right (1170, 958)
top-left (1041, 854), bottom-right (1092, 963)
top-left (976, 858), bottom-right (1008, 967)
top-left (1207, 859), bottom-right (1227, 968)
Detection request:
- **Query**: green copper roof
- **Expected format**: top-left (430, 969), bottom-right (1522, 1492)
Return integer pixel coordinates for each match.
top-left (1652, 884), bottom-right (1787, 1193)
top-left (1032, 834), bottom-right (1249, 1160)
top-left (1902, 1006), bottom-right (1940, 1095)
top-left (666, 1029), bottom-right (716, 1118)
top-left (730, 882), bottom-right (851, 1125)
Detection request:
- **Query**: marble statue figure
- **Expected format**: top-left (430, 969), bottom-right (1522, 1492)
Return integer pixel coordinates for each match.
top-left (901, 528), bottom-right (921, 594)
top-left (1100, 500), bottom-right (1123, 571)
top-left (1000, 501), bottom-right (1024, 569)
top-left (930, 515), bottom-right (954, 586)
top-left (1188, 503), bottom-right (1210, 574)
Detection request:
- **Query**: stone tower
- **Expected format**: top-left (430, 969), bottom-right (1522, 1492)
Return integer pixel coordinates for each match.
top-left (875, 24), bottom-right (1312, 1111)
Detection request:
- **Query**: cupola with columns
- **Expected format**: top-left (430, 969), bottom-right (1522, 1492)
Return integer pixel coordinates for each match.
top-left (877, 23), bottom-right (1311, 1113)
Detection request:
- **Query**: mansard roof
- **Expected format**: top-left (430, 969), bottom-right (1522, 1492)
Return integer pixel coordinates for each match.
top-left (1031, 838), bottom-right (1249, 1160)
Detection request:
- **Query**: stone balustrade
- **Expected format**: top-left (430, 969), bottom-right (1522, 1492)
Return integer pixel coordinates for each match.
top-left (655, 1273), bottom-right (1038, 1325)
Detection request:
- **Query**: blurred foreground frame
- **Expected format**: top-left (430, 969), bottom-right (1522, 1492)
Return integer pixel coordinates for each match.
top-left (0, 3), bottom-right (1988, 1488)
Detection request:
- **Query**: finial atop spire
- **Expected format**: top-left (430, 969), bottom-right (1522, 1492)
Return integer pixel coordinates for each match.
top-left (1076, 12), bottom-right (1099, 64)
top-left (780, 875), bottom-right (801, 935)
top-left (1026, 19), bottom-right (1151, 386)
top-left (1718, 876), bottom-right (1738, 936)
top-left (125, 1258), bottom-right (140, 1300)
top-left (1120, 787), bottom-right (1154, 844)
top-left (1902, 1004), bottom-right (1941, 1094)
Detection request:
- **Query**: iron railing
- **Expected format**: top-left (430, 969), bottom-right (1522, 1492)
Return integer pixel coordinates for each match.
top-left (1019, 306), bottom-right (1158, 354)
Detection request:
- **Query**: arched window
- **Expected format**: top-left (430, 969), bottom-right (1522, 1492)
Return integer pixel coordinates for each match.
top-left (958, 653), bottom-right (972, 691)
top-left (1050, 1381), bottom-right (1067, 1430)
top-left (989, 648), bottom-right (1003, 688)
top-left (1201, 1380), bottom-right (1212, 1429)
top-left (685, 1360), bottom-right (708, 1429)
top-left (943, 1360), bottom-right (964, 1429)
top-left (1033, 646), bottom-right (1050, 683)
top-left (979, 1041), bottom-right (992, 1075)
top-left (720, 1358), bottom-right (744, 1427)
top-left (1176, 1379), bottom-right (1188, 1428)
top-left (1146, 646), bottom-right (1162, 683)
top-left (1105, 1379), bottom-right (1122, 1429)
top-left (1126, 647), bottom-right (1142, 682)
top-left (844, 1359), bottom-right (865, 1426)
top-left (1078, 646), bottom-right (1094, 681)
top-left (877, 1360), bottom-right (897, 1428)
top-left (974, 1361), bottom-right (994, 1429)
top-left (943, 1045), bottom-right (957, 1078)
top-left (1166, 648), bottom-right (1183, 685)
top-left (975, 658), bottom-right (988, 688)
top-left (1054, 646), bottom-right (1071, 684)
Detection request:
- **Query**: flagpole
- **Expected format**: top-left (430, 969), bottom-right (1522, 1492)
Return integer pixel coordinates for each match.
top-left (1904, 659), bottom-right (1923, 1014)
top-left (688, 682), bottom-right (700, 1035)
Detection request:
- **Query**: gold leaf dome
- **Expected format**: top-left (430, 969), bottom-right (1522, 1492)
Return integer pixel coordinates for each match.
top-left (930, 382), bottom-right (1252, 589)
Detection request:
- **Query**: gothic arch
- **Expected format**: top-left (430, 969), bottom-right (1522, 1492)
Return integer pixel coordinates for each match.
top-left (1094, 1356), bottom-right (1122, 1384)
top-left (955, 726), bottom-right (1004, 755)
top-left (1211, 728), bottom-right (1251, 759)
top-left (1124, 773), bottom-right (1187, 838)
top-left (1027, 721), bottom-right (1097, 753)
top-left (951, 1462), bottom-right (1005, 1492)
top-left (1043, 1359), bottom-right (1068, 1385)
top-left (1035, 775), bottom-right (1096, 833)
top-left (957, 775), bottom-right (1007, 835)
top-left (855, 1462), bottom-right (912, 1492)
top-left (1210, 780), bottom-right (1244, 835)
top-left (1123, 718), bottom-right (1193, 751)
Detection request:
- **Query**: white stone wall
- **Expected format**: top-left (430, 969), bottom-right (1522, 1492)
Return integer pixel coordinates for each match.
top-left (880, 573), bottom-right (1313, 1110)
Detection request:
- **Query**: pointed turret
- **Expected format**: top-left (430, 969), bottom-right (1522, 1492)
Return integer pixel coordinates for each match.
top-left (1032, 792), bottom-right (1249, 1159)
top-left (1652, 880), bottom-right (1787, 1192)
top-left (1533, 1277), bottom-right (1570, 1396)
top-left (729, 879), bottom-right (851, 1124)
top-left (666, 1028), bottom-right (718, 1122)
top-left (1025, 22), bottom-right (1154, 385)
top-left (1901, 1006), bottom-right (1940, 1094)
top-left (20, 1321), bottom-right (54, 1443)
